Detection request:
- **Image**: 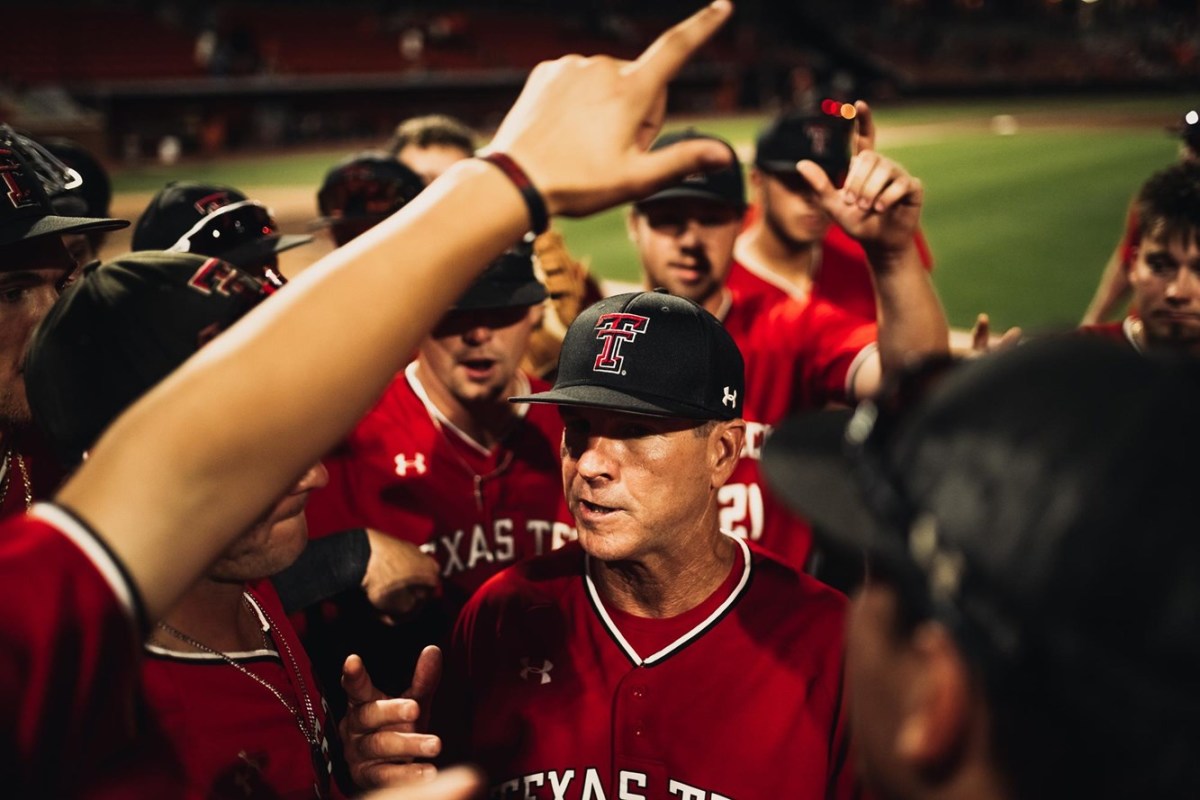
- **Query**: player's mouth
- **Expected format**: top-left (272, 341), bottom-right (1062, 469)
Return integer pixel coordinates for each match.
top-left (460, 357), bottom-right (498, 379)
top-left (577, 498), bottom-right (619, 520)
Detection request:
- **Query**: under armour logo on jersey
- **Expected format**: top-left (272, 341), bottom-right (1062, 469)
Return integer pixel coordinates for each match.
top-left (593, 313), bottom-right (650, 375)
top-left (0, 149), bottom-right (34, 210)
top-left (722, 386), bottom-right (738, 408)
top-left (519, 657), bottom-right (554, 685)
top-left (394, 453), bottom-right (428, 477)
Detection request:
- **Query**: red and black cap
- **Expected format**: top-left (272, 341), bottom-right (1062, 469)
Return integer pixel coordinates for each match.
top-left (511, 290), bottom-right (744, 420)
top-left (634, 130), bottom-right (746, 212)
top-left (754, 112), bottom-right (853, 185)
top-left (133, 182), bottom-right (311, 277)
top-left (314, 152), bottom-right (425, 246)
top-left (26, 251), bottom-right (275, 467)
top-left (0, 125), bottom-right (128, 248)
top-left (762, 336), bottom-right (1200, 723)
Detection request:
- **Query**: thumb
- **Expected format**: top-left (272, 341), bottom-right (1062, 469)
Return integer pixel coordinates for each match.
top-left (342, 653), bottom-right (381, 705)
top-left (629, 140), bottom-right (734, 200)
top-left (971, 313), bottom-right (990, 352)
top-left (796, 159), bottom-right (836, 200)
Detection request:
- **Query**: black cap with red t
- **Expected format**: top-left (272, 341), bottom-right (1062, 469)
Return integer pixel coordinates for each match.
top-left (511, 290), bottom-right (744, 421)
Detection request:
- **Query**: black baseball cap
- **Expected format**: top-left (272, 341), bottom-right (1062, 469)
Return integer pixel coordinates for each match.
top-left (634, 130), bottom-right (745, 212)
top-left (762, 336), bottom-right (1200, 713)
top-left (26, 251), bottom-right (275, 467)
top-left (454, 242), bottom-right (546, 310)
top-left (512, 290), bottom-right (744, 420)
top-left (755, 112), bottom-right (853, 183)
top-left (313, 152), bottom-right (425, 245)
top-left (132, 182), bottom-right (311, 272)
top-left (0, 125), bottom-right (128, 248)
top-left (42, 137), bottom-right (113, 220)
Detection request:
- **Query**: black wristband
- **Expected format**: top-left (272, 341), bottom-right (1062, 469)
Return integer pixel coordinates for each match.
top-left (479, 152), bottom-right (550, 235)
top-left (270, 527), bottom-right (371, 613)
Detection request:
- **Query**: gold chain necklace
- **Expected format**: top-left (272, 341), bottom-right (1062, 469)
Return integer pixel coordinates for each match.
top-left (156, 593), bottom-right (330, 797)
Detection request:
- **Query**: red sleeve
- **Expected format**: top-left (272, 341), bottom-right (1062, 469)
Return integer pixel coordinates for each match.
top-left (1119, 198), bottom-right (1141, 270)
top-left (773, 297), bottom-right (877, 408)
top-left (0, 504), bottom-right (144, 793)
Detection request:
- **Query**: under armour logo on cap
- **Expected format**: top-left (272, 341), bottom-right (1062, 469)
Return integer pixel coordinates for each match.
top-left (723, 386), bottom-right (738, 408)
top-left (593, 312), bottom-right (650, 375)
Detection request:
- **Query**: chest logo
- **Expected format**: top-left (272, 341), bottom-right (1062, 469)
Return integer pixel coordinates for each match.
top-left (394, 453), bottom-right (428, 477)
top-left (519, 657), bottom-right (554, 685)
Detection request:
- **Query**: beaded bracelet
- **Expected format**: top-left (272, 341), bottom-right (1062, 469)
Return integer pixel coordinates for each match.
top-left (479, 152), bottom-right (550, 235)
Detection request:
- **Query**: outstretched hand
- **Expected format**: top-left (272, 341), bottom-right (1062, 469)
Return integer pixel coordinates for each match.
top-left (341, 648), bottom-right (444, 788)
top-left (486, 0), bottom-right (735, 217)
top-left (798, 150), bottom-right (923, 260)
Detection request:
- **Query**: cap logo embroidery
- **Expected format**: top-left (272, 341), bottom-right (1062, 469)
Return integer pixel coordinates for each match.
top-left (192, 191), bottom-right (233, 216)
top-left (722, 386), bottom-right (738, 408)
top-left (0, 149), bottom-right (35, 210)
top-left (804, 124), bottom-right (830, 157)
top-left (593, 312), bottom-right (650, 375)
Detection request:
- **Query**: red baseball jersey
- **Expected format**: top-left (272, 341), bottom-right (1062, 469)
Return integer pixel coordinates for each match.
top-left (0, 503), bottom-right (148, 793)
top-left (142, 580), bottom-right (343, 799)
top-left (301, 364), bottom-right (574, 699)
top-left (811, 226), bottom-right (934, 323)
top-left (307, 364), bottom-right (575, 597)
top-left (440, 539), bottom-right (857, 800)
top-left (1078, 317), bottom-right (1142, 352)
top-left (720, 261), bottom-right (877, 568)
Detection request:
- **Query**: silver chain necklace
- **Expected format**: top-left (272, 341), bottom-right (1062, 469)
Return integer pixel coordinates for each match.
top-left (0, 448), bottom-right (33, 511)
top-left (156, 592), bottom-right (330, 797)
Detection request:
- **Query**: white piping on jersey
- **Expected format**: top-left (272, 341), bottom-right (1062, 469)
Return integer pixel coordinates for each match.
top-left (32, 502), bottom-right (137, 620)
top-left (710, 287), bottom-right (734, 325)
top-left (730, 246), bottom-right (820, 300)
top-left (1122, 316), bottom-right (1146, 353)
top-left (144, 591), bottom-right (279, 660)
top-left (845, 341), bottom-right (879, 404)
top-left (406, 361), bottom-right (532, 458)
top-left (584, 535), bottom-right (752, 667)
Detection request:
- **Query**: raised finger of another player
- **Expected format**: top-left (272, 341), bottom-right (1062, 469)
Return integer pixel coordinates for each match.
top-left (852, 100), bottom-right (875, 153)
top-left (356, 759), bottom-right (440, 789)
top-left (356, 730), bottom-right (442, 761)
top-left (840, 150), bottom-right (879, 206)
top-left (343, 654), bottom-right (386, 705)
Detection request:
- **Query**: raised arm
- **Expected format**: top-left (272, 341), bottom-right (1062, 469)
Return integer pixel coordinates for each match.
top-left (55, 0), bottom-right (736, 620)
top-left (798, 151), bottom-right (949, 398)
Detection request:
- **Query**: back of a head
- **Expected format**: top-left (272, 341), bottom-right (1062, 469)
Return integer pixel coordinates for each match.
top-left (386, 114), bottom-right (477, 158)
top-left (315, 153), bottom-right (425, 247)
top-left (26, 252), bottom-right (274, 468)
top-left (764, 336), bottom-right (1200, 798)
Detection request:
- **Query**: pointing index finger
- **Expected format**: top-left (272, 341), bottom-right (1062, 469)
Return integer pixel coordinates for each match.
top-left (626, 1), bottom-right (734, 88)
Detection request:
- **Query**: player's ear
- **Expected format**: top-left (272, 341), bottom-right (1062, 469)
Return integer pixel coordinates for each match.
top-left (708, 419), bottom-right (744, 488)
top-left (893, 621), bottom-right (977, 770)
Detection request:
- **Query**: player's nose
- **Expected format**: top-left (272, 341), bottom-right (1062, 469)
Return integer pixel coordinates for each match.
top-left (573, 435), bottom-right (618, 482)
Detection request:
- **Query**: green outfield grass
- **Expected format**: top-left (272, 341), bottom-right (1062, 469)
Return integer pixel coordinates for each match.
top-left (111, 94), bottom-right (1191, 330)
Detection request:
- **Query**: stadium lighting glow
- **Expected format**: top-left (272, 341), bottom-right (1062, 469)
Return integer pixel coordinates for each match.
top-left (839, 103), bottom-right (857, 120)
top-left (1187, 110), bottom-right (1199, 125)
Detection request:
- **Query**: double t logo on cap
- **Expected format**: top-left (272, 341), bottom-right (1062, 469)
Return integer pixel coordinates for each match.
top-left (0, 149), bottom-right (35, 211)
top-left (593, 313), bottom-right (650, 375)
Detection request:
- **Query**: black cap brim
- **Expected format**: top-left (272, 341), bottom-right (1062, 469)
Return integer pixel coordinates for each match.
top-left (220, 233), bottom-right (313, 268)
top-left (0, 214), bottom-right (129, 247)
top-left (511, 383), bottom-right (731, 420)
top-left (761, 408), bottom-right (909, 566)
top-left (634, 187), bottom-right (746, 211)
top-left (454, 282), bottom-right (547, 311)
top-left (755, 158), bottom-right (846, 179)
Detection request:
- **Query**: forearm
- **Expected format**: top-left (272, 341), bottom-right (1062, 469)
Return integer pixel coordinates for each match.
top-left (272, 528), bottom-right (370, 613)
top-left (869, 241), bottom-right (950, 376)
top-left (58, 160), bottom-right (526, 619)
top-left (1081, 247), bottom-right (1131, 325)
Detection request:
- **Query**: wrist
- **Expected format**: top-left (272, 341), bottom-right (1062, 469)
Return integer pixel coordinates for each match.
top-left (478, 152), bottom-right (550, 235)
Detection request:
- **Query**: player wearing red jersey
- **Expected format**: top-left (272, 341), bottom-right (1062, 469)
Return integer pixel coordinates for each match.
top-left (1082, 110), bottom-right (1200, 325)
top-left (344, 291), bottom-right (857, 798)
top-left (303, 244), bottom-right (575, 699)
top-left (1080, 161), bottom-right (1200, 356)
top-left (627, 129), bottom-right (946, 569)
top-left (26, 252), bottom-right (347, 797)
top-left (0, 4), bottom-right (741, 792)
top-left (734, 105), bottom-right (934, 324)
